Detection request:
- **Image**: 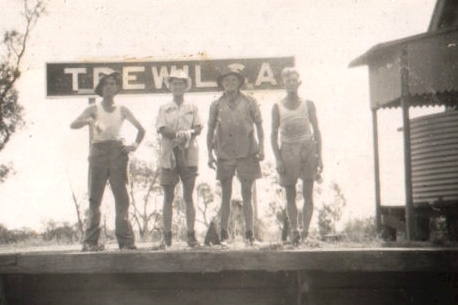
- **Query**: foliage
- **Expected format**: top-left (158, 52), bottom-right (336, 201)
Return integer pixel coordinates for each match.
top-left (0, 223), bottom-right (37, 244)
top-left (342, 216), bottom-right (377, 243)
top-left (42, 220), bottom-right (80, 244)
top-left (429, 215), bottom-right (454, 243)
top-left (68, 177), bottom-right (86, 236)
top-left (0, 162), bottom-right (15, 183)
top-left (0, 0), bottom-right (46, 152)
top-left (261, 161), bottom-right (289, 239)
top-left (128, 157), bottom-right (162, 241)
top-left (196, 182), bottom-right (216, 227)
top-left (317, 183), bottom-right (346, 237)
top-left (0, 0), bottom-right (46, 185)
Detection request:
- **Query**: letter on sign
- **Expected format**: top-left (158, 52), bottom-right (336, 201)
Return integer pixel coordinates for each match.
top-left (123, 66), bottom-right (145, 90)
top-left (64, 68), bottom-right (86, 91)
top-left (255, 62), bottom-right (277, 86)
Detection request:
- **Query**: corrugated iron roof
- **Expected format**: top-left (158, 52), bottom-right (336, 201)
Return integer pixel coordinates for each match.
top-left (349, 27), bottom-right (458, 68)
top-left (350, 27), bottom-right (458, 110)
top-left (350, 1), bottom-right (458, 109)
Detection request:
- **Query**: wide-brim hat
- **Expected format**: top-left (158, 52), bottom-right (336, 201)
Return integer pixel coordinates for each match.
top-left (94, 71), bottom-right (122, 97)
top-left (216, 65), bottom-right (245, 89)
top-left (165, 70), bottom-right (192, 91)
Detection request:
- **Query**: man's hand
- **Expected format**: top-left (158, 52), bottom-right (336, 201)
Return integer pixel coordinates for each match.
top-left (122, 143), bottom-right (139, 154)
top-left (208, 152), bottom-right (217, 169)
top-left (275, 158), bottom-right (285, 174)
top-left (256, 148), bottom-right (264, 161)
top-left (317, 157), bottom-right (323, 174)
top-left (176, 131), bottom-right (187, 144)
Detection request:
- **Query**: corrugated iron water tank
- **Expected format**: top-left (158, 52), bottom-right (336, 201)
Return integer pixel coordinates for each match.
top-left (411, 110), bottom-right (458, 204)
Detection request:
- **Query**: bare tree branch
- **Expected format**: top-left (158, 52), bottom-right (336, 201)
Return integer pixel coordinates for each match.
top-left (0, 0), bottom-right (46, 153)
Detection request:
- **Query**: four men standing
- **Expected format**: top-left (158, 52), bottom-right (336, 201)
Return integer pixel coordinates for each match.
top-left (71, 65), bottom-right (322, 250)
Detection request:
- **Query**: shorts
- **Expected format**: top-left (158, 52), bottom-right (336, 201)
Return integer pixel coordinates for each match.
top-left (160, 166), bottom-right (198, 186)
top-left (160, 147), bottom-right (198, 185)
top-left (216, 154), bottom-right (262, 183)
top-left (279, 140), bottom-right (318, 186)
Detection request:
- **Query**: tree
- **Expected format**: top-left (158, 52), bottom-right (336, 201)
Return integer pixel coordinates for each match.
top-left (196, 182), bottom-right (216, 227)
top-left (0, 162), bottom-right (14, 183)
top-left (68, 178), bottom-right (86, 237)
top-left (260, 161), bottom-right (290, 241)
top-left (0, 0), bottom-right (46, 181)
top-left (128, 158), bottom-right (162, 241)
top-left (317, 182), bottom-right (346, 237)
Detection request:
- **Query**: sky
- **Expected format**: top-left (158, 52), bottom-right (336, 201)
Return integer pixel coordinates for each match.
top-left (0, 0), bottom-right (440, 231)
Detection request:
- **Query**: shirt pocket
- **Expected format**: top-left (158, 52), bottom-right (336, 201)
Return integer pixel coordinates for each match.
top-left (180, 111), bottom-right (195, 128)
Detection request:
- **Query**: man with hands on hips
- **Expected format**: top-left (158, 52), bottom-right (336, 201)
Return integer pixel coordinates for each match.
top-left (71, 71), bottom-right (145, 251)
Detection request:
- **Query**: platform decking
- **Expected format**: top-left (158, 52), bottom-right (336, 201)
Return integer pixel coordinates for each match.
top-left (0, 247), bottom-right (457, 305)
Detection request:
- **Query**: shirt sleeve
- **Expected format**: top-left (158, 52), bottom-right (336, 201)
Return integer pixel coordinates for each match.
top-left (208, 100), bottom-right (218, 128)
top-left (192, 104), bottom-right (203, 128)
top-left (155, 105), bottom-right (167, 132)
top-left (247, 96), bottom-right (262, 124)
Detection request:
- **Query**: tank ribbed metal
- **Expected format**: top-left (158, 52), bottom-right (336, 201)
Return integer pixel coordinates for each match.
top-left (411, 110), bottom-right (458, 204)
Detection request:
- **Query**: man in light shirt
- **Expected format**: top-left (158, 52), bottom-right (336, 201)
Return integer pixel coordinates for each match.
top-left (156, 70), bottom-right (202, 248)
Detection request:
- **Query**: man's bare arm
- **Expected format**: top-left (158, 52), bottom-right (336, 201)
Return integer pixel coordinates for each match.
top-left (309, 101), bottom-right (323, 171)
top-left (271, 104), bottom-right (285, 173)
top-left (70, 105), bottom-right (96, 129)
top-left (122, 106), bottom-right (145, 151)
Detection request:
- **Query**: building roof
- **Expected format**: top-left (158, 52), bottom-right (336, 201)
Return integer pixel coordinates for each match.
top-left (349, 1), bottom-right (458, 110)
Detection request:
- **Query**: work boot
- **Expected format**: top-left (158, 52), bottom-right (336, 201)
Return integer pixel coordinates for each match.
top-left (187, 230), bottom-right (200, 248)
top-left (160, 231), bottom-right (172, 249)
top-left (81, 243), bottom-right (105, 252)
top-left (220, 229), bottom-right (229, 243)
top-left (245, 230), bottom-right (259, 246)
top-left (301, 230), bottom-right (309, 241)
top-left (291, 230), bottom-right (301, 246)
top-left (120, 244), bottom-right (137, 251)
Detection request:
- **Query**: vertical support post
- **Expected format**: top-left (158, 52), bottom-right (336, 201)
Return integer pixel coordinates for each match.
top-left (371, 109), bottom-right (382, 232)
top-left (400, 47), bottom-right (415, 240)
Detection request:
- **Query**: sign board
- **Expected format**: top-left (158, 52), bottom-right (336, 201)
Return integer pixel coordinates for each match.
top-left (46, 57), bottom-right (294, 97)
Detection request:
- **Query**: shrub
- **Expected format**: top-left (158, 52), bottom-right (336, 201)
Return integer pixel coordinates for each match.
top-left (0, 224), bottom-right (37, 244)
top-left (42, 221), bottom-right (80, 244)
top-left (343, 217), bottom-right (377, 242)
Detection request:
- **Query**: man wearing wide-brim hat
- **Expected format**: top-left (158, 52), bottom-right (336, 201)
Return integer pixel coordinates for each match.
top-left (156, 69), bottom-right (202, 248)
top-left (207, 65), bottom-right (265, 246)
top-left (70, 71), bottom-right (145, 251)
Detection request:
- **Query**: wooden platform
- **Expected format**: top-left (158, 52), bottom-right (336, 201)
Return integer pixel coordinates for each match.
top-left (1, 248), bottom-right (457, 305)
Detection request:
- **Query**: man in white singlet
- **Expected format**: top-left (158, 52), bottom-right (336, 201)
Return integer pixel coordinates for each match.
top-left (271, 67), bottom-right (323, 246)
top-left (70, 71), bottom-right (145, 251)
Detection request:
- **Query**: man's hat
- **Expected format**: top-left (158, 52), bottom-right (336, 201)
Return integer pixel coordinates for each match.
top-left (94, 71), bottom-right (122, 97)
top-left (164, 69), bottom-right (192, 91)
top-left (216, 64), bottom-right (245, 89)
